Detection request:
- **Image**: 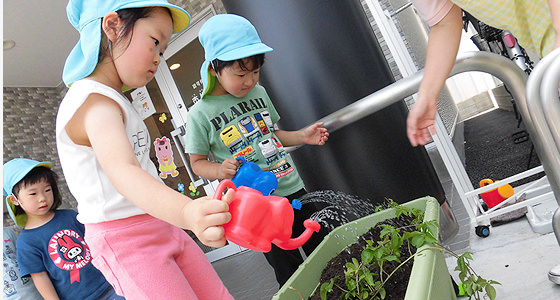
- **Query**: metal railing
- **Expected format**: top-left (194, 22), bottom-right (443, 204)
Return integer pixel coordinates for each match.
top-left (313, 51), bottom-right (527, 135)
top-left (305, 50), bottom-right (560, 241)
top-left (523, 47), bottom-right (560, 243)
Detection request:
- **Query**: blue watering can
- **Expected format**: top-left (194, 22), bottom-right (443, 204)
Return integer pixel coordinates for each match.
top-left (231, 157), bottom-right (278, 196)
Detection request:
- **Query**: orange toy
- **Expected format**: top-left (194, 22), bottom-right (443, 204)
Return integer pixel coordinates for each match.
top-left (479, 179), bottom-right (514, 208)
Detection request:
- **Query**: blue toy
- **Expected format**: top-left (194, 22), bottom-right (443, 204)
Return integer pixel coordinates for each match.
top-left (231, 157), bottom-right (278, 196)
top-left (291, 199), bottom-right (302, 210)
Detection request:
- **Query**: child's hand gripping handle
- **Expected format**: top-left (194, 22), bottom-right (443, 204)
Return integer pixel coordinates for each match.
top-left (214, 179), bottom-right (237, 200)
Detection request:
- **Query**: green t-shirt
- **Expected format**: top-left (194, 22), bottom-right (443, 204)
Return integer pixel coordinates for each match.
top-left (184, 85), bottom-right (305, 197)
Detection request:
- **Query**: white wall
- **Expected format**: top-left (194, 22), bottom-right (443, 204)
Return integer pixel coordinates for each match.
top-left (445, 25), bottom-right (501, 104)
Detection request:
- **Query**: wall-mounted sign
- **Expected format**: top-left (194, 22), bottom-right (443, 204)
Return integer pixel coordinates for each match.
top-left (131, 86), bottom-right (157, 120)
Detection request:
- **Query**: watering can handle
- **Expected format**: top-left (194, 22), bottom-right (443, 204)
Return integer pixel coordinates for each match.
top-left (236, 156), bottom-right (246, 164)
top-left (479, 178), bottom-right (494, 187)
top-left (214, 179), bottom-right (237, 200)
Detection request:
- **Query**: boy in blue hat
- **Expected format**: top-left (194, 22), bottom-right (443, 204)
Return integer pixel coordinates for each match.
top-left (3, 158), bottom-right (124, 300)
top-left (184, 14), bottom-right (330, 285)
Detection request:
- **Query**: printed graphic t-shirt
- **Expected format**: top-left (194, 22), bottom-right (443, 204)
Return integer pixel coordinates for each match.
top-left (16, 209), bottom-right (109, 300)
top-left (185, 85), bottom-right (305, 197)
top-left (3, 228), bottom-right (42, 300)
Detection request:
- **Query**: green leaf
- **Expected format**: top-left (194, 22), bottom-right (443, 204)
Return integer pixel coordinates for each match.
top-left (379, 287), bottom-right (386, 299)
top-left (391, 235), bottom-right (403, 249)
top-left (423, 235), bottom-right (438, 244)
top-left (320, 279), bottom-right (335, 300)
top-left (462, 252), bottom-right (473, 260)
top-left (346, 276), bottom-right (357, 291)
top-left (410, 235), bottom-right (425, 247)
top-left (385, 255), bottom-right (399, 262)
top-left (365, 273), bottom-right (375, 286)
top-left (465, 283), bottom-right (474, 296)
top-left (362, 249), bottom-right (375, 265)
top-left (346, 262), bottom-right (357, 271)
top-left (375, 248), bottom-right (384, 260)
top-left (486, 284), bottom-right (497, 300)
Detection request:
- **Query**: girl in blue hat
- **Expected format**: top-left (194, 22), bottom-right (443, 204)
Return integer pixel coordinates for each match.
top-left (184, 14), bottom-right (330, 286)
top-left (56, 1), bottom-right (234, 299)
top-left (3, 158), bottom-right (123, 300)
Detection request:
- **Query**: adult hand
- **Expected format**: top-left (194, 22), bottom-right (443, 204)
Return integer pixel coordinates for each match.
top-left (407, 96), bottom-right (437, 147)
top-left (406, 4), bottom-right (462, 146)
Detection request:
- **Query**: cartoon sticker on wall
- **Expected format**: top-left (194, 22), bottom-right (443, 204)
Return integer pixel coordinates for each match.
top-left (189, 182), bottom-right (200, 197)
top-left (178, 183), bottom-right (185, 194)
top-left (159, 113), bottom-right (167, 123)
top-left (154, 136), bottom-right (179, 179)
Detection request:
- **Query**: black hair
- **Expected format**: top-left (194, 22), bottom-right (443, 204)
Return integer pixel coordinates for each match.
top-left (99, 7), bottom-right (173, 62)
top-left (11, 166), bottom-right (62, 215)
top-left (211, 54), bottom-right (266, 75)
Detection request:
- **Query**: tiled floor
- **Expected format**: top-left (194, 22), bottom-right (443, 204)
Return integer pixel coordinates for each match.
top-left (212, 250), bottom-right (279, 300)
top-left (211, 139), bottom-right (560, 300)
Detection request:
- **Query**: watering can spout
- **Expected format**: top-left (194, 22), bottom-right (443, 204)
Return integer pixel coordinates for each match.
top-left (273, 219), bottom-right (321, 250)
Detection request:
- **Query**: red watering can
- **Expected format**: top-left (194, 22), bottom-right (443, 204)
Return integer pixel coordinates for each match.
top-left (479, 179), bottom-right (514, 208)
top-left (214, 179), bottom-right (321, 252)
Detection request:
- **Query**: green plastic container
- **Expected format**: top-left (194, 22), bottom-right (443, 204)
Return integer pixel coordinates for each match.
top-left (272, 196), bottom-right (456, 300)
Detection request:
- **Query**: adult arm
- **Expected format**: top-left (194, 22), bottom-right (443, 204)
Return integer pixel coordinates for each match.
top-left (406, 4), bottom-right (463, 146)
top-left (65, 94), bottom-right (233, 248)
top-left (30, 272), bottom-right (59, 300)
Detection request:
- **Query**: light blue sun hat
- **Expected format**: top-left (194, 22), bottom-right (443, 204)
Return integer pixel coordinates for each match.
top-left (199, 14), bottom-right (273, 98)
top-left (63, 0), bottom-right (191, 86)
top-left (3, 158), bottom-right (53, 227)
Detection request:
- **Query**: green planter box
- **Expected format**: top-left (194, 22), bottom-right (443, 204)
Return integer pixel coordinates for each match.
top-left (272, 196), bottom-right (456, 300)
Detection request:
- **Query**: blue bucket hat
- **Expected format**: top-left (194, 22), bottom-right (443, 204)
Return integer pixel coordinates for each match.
top-left (63, 0), bottom-right (191, 86)
top-left (199, 14), bottom-right (273, 98)
top-left (3, 158), bottom-right (53, 227)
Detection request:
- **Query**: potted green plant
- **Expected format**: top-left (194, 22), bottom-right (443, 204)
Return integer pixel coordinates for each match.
top-left (272, 197), bottom-right (498, 300)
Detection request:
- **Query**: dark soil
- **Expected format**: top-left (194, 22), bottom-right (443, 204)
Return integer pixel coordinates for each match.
top-left (309, 215), bottom-right (418, 300)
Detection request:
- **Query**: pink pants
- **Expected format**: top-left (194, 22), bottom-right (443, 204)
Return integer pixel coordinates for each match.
top-left (85, 214), bottom-right (233, 300)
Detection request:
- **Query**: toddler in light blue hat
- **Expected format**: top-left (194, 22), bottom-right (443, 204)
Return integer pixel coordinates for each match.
top-left (184, 13), bottom-right (330, 286)
top-left (198, 14), bottom-right (273, 97)
top-left (3, 158), bottom-right (124, 300)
